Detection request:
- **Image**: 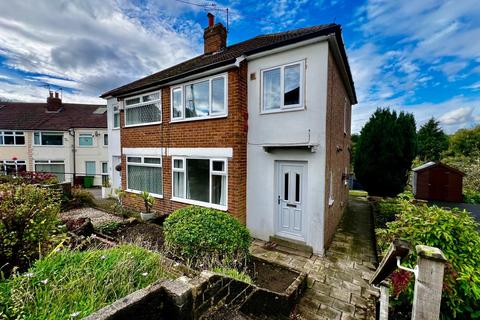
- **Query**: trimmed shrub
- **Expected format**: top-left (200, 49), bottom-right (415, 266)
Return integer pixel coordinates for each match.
top-left (164, 206), bottom-right (251, 269)
top-left (464, 189), bottom-right (480, 205)
top-left (71, 187), bottom-right (95, 208)
top-left (0, 184), bottom-right (65, 275)
top-left (376, 200), bottom-right (480, 318)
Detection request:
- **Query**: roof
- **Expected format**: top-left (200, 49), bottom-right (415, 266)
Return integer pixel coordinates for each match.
top-left (0, 102), bottom-right (107, 131)
top-left (101, 24), bottom-right (356, 102)
top-left (413, 162), bottom-right (465, 176)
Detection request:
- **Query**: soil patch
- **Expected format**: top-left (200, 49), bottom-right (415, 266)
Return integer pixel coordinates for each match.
top-left (115, 222), bottom-right (164, 251)
top-left (249, 258), bottom-right (298, 293)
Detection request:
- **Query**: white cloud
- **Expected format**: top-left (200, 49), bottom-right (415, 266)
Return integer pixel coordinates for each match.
top-left (463, 82), bottom-right (480, 91)
top-left (0, 0), bottom-right (202, 100)
top-left (438, 106), bottom-right (474, 126)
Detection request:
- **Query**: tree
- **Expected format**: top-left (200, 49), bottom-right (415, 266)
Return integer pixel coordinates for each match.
top-left (417, 118), bottom-right (448, 161)
top-left (354, 108), bottom-right (417, 196)
top-left (448, 125), bottom-right (480, 156)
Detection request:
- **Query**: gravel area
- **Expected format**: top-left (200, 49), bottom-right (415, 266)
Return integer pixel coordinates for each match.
top-left (61, 207), bottom-right (124, 227)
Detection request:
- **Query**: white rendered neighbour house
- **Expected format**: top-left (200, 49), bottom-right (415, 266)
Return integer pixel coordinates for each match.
top-left (0, 92), bottom-right (108, 186)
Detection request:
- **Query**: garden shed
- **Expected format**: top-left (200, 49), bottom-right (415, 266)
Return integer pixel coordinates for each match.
top-left (412, 162), bottom-right (465, 202)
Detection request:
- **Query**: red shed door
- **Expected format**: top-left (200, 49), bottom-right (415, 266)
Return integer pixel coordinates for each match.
top-left (430, 170), bottom-right (448, 201)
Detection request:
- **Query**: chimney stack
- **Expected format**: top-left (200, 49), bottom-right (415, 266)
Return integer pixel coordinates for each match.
top-left (46, 91), bottom-right (63, 112)
top-left (204, 13), bottom-right (227, 54)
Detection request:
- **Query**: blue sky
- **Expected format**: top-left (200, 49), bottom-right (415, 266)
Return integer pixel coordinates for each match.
top-left (0, 0), bottom-right (478, 133)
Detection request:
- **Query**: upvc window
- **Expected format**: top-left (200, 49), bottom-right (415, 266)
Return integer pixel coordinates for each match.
top-left (124, 91), bottom-right (161, 127)
top-left (79, 134), bottom-right (93, 146)
top-left (172, 157), bottom-right (227, 210)
top-left (34, 160), bottom-right (65, 182)
top-left (261, 61), bottom-right (305, 112)
top-left (0, 131), bottom-right (25, 145)
top-left (126, 156), bottom-right (163, 197)
top-left (34, 132), bottom-right (63, 146)
top-left (113, 105), bottom-right (120, 129)
top-left (0, 160), bottom-right (26, 175)
top-left (171, 74), bottom-right (227, 121)
top-left (103, 134), bottom-right (108, 146)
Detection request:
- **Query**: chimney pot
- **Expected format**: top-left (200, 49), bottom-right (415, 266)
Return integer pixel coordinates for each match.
top-left (46, 91), bottom-right (62, 112)
top-left (207, 12), bottom-right (214, 27)
top-left (204, 13), bottom-right (227, 54)
top-left (55, 92), bottom-right (59, 98)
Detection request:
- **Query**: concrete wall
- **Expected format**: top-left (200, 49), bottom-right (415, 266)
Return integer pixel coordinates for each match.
top-left (246, 41), bottom-right (329, 254)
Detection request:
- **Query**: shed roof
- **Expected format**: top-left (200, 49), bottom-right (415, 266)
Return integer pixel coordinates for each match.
top-left (413, 162), bottom-right (465, 176)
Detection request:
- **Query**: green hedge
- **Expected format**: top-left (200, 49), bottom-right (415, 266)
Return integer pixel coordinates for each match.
top-left (376, 200), bottom-right (480, 318)
top-left (164, 206), bottom-right (251, 269)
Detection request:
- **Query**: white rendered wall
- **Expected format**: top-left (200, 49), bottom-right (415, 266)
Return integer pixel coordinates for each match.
top-left (107, 98), bottom-right (122, 189)
top-left (246, 41), bottom-right (329, 255)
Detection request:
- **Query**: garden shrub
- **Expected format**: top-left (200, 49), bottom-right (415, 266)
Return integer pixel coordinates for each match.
top-left (0, 184), bottom-right (65, 275)
top-left (464, 189), bottom-right (480, 205)
top-left (375, 198), bottom-right (401, 228)
top-left (164, 206), bottom-right (251, 269)
top-left (0, 244), bottom-right (174, 319)
top-left (376, 200), bottom-right (480, 318)
top-left (70, 187), bottom-right (95, 208)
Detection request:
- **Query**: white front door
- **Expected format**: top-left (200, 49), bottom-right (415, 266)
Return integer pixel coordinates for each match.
top-left (276, 162), bottom-right (306, 241)
top-left (112, 156), bottom-right (122, 189)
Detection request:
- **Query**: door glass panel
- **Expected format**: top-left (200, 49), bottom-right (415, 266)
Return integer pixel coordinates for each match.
top-left (295, 173), bottom-right (300, 202)
top-left (284, 172), bottom-right (289, 201)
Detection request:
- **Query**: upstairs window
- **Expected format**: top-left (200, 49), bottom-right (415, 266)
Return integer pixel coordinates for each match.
top-left (124, 91), bottom-right (161, 126)
top-left (113, 105), bottom-right (120, 128)
top-left (0, 131), bottom-right (25, 145)
top-left (34, 132), bottom-right (63, 146)
top-left (103, 134), bottom-right (108, 146)
top-left (79, 134), bottom-right (93, 146)
top-left (261, 61), bottom-right (304, 112)
top-left (171, 74), bottom-right (227, 121)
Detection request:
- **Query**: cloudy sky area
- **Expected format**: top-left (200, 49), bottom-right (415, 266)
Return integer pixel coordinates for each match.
top-left (0, 0), bottom-right (479, 133)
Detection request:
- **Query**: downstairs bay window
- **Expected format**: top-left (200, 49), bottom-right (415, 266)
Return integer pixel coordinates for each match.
top-left (126, 156), bottom-right (163, 197)
top-left (172, 158), bottom-right (227, 210)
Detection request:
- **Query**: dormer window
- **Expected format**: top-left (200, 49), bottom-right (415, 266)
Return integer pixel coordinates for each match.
top-left (171, 73), bottom-right (227, 122)
top-left (261, 61), bottom-right (305, 113)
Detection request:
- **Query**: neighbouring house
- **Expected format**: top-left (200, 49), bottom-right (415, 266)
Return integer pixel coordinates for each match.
top-left (0, 92), bottom-right (108, 186)
top-left (101, 14), bottom-right (356, 254)
top-left (413, 162), bottom-right (465, 203)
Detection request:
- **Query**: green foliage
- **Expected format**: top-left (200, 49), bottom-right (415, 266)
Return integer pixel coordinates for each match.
top-left (464, 189), bottom-right (480, 204)
top-left (376, 200), bottom-right (480, 318)
top-left (442, 150), bottom-right (480, 193)
top-left (354, 108), bottom-right (417, 196)
top-left (164, 206), bottom-right (252, 269)
top-left (375, 199), bottom-right (401, 228)
top-left (71, 187), bottom-right (95, 207)
top-left (0, 184), bottom-right (65, 275)
top-left (0, 244), bottom-right (174, 319)
top-left (212, 267), bottom-right (252, 284)
top-left (140, 191), bottom-right (155, 213)
top-left (417, 118), bottom-right (448, 161)
top-left (448, 125), bottom-right (480, 157)
top-left (96, 221), bottom-right (123, 236)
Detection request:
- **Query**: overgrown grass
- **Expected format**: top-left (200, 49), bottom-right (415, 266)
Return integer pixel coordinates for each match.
top-left (0, 245), bottom-right (174, 320)
top-left (349, 189), bottom-right (368, 197)
top-left (212, 267), bottom-right (252, 284)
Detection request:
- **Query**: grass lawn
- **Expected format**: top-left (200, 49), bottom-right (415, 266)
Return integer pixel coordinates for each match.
top-left (349, 189), bottom-right (368, 197)
top-left (0, 244), bottom-right (175, 319)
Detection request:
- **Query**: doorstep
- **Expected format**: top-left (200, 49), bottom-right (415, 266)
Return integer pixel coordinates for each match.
top-left (268, 235), bottom-right (313, 258)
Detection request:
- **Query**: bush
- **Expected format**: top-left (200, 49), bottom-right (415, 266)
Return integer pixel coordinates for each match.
top-left (71, 187), bottom-right (95, 208)
top-left (464, 189), bottom-right (480, 205)
top-left (375, 199), bottom-right (401, 228)
top-left (376, 200), bottom-right (480, 318)
top-left (164, 206), bottom-right (251, 269)
top-left (0, 184), bottom-right (65, 275)
top-left (0, 244), bottom-right (174, 319)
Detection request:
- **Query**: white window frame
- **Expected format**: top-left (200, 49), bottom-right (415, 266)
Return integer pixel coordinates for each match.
top-left (171, 157), bottom-right (228, 211)
top-left (124, 91), bottom-right (162, 128)
top-left (33, 160), bottom-right (66, 181)
top-left (260, 60), bottom-right (305, 114)
top-left (125, 155), bottom-right (163, 198)
top-left (33, 131), bottom-right (64, 146)
top-left (103, 134), bottom-right (108, 146)
top-left (170, 73), bottom-right (228, 123)
top-left (0, 160), bottom-right (27, 174)
top-left (78, 133), bottom-right (94, 147)
top-left (0, 131), bottom-right (25, 146)
top-left (113, 104), bottom-right (120, 129)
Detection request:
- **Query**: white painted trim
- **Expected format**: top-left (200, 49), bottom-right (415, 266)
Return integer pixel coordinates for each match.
top-left (123, 147), bottom-right (163, 156)
top-left (167, 147), bottom-right (233, 158)
top-left (246, 36), bottom-right (329, 61)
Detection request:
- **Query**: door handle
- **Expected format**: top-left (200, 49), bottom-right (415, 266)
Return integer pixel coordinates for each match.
top-left (278, 195), bottom-right (280, 204)
top-left (286, 203), bottom-right (297, 208)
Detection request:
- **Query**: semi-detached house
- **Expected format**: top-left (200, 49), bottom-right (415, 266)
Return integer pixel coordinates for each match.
top-left (102, 14), bottom-right (357, 254)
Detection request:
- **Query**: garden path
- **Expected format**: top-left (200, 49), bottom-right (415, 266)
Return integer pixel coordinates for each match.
top-left (61, 207), bottom-right (123, 227)
top-left (251, 196), bottom-right (379, 319)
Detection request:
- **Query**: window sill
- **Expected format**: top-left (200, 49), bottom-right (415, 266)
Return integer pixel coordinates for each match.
top-left (171, 196), bottom-right (227, 211)
top-left (170, 114), bottom-right (228, 124)
top-left (124, 121), bottom-right (162, 128)
top-left (33, 145), bottom-right (64, 147)
top-left (112, 127), bottom-right (120, 131)
top-left (260, 106), bottom-right (305, 115)
top-left (0, 145), bottom-right (26, 147)
top-left (126, 189), bottom-right (163, 199)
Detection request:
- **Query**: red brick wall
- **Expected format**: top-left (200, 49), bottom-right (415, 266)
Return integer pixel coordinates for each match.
top-left (119, 62), bottom-right (248, 223)
top-left (324, 51), bottom-right (352, 249)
